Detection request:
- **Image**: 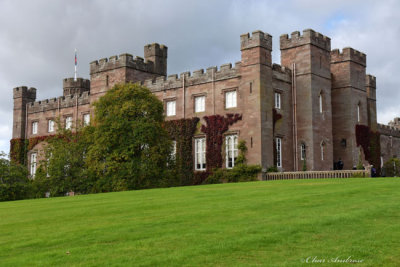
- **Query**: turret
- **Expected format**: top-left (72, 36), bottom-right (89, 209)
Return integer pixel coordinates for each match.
top-left (63, 77), bottom-right (90, 96)
top-left (12, 86), bottom-right (37, 139)
top-left (144, 43), bottom-right (168, 76)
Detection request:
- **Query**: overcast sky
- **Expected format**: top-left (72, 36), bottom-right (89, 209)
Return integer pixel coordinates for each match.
top-left (1, 0), bottom-right (399, 155)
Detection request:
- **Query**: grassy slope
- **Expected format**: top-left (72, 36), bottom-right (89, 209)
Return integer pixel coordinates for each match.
top-left (0, 178), bottom-right (399, 266)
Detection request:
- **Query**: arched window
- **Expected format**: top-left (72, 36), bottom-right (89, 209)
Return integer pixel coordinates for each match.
top-left (320, 141), bottom-right (325, 161)
top-left (357, 102), bottom-right (360, 123)
top-left (319, 92), bottom-right (323, 114)
top-left (300, 143), bottom-right (306, 160)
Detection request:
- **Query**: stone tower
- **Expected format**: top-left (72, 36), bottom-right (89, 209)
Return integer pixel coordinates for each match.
top-left (240, 30), bottom-right (274, 170)
top-left (366, 75), bottom-right (377, 131)
top-left (280, 29), bottom-right (333, 170)
top-left (12, 86), bottom-right (36, 139)
top-left (331, 47), bottom-right (367, 168)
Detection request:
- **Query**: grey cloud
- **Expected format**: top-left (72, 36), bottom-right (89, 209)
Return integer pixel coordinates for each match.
top-left (0, 0), bottom-right (399, 154)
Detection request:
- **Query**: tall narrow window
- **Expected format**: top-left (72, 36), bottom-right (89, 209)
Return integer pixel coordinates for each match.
top-left (276, 137), bottom-right (282, 168)
top-left (30, 153), bottom-right (37, 178)
top-left (319, 93), bottom-right (323, 113)
top-left (357, 104), bottom-right (360, 123)
top-left (275, 92), bottom-right (281, 109)
top-left (226, 135), bottom-right (238, 168)
top-left (166, 100), bottom-right (176, 116)
top-left (195, 137), bottom-right (206, 171)
top-left (225, 90), bottom-right (237, 109)
top-left (48, 119), bottom-right (55, 132)
top-left (83, 114), bottom-right (90, 126)
top-left (321, 142), bottom-right (325, 161)
top-left (171, 140), bottom-right (177, 161)
top-left (32, 121), bottom-right (38, 134)
top-left (65, 116), bottom-right (73, 130)
top-left (300, 143), bottom-right (306, 160)
top-left (195, 96), bottom-right (205, 113)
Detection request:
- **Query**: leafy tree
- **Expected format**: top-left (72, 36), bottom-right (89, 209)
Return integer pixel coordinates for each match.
top-left (0, 152), bottom-right (31, 201)
top-left (86, 83), bottom-right (172, 191)
top-left (383, 158), bottom-right (400, 177)
top-left (34, 120), bottom-right (94, 197)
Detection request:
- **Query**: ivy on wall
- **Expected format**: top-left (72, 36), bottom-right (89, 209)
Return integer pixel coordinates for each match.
top-left (355, 124), bottom-right (381, 171)
top-left (163, 117), bottom-right (199, 185)
top-left (10, 135), bottom-right (57, 165)
top-left (201, 114), bottom-right (242, 174)
top-left (10, 138), bottom-right (27, 164)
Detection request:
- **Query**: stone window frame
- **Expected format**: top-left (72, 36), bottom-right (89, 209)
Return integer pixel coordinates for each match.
top-left (31, 120), bottom-right (39, 135)
top-left (164, 97), bottom-right (177, 117)
top-left (275, 136), bottom-right (282, 168)
top-left (274, 89), bottom-right (283, 110)
top-left (224, 132), bottom-right (239, 169)
top-left (300, 142), bottom-right (306, 160)
top-left (192, 93), bottom-right (207, 114)
top-left (193, 135), bottom-right (206, 171)
top-left (47, 118), bottom-right (55, 133)
top-left (320, 140), bottom-right (326, 161)
top-left (357, 101), bottom-right (361, 123)
top-left (82, 112), bottom-right (91, 126)
top-left (29, 151), bottom-right (38, 178)
top-left (222, 87), bottom-right (238, 110)
top-left (63, 114), bottom-right (73, 130)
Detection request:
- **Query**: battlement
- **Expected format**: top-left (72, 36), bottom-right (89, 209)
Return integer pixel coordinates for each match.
top-left (13, 86), bottom-right (37, 100)
top-left (366, 74), bottom-right (376, 88)
top-left (240, 30), bottom-right (272, 51)
top-left (141, 62), bottom-right (240, 92)
top-left (63, 77), bottom-right (90, 96)
top-left (280, 29), bottom-right (331, 51)
top-left (90, 53), bottom-right (155, 75)
top-left (272, 63), bottom-right (292, 83)
top-left (27, 91), bottom-right (90, 114)
top-left (331, 47), bottom-right (366, 66)
top-left (272, 63), bottom-right (291, 74)
top-left (378, 123), bottom-right (400, 138)
top-left (144, 43), bottom-right (168, 58)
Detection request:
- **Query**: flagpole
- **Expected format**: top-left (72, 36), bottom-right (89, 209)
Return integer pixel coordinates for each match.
top-left (74, 48), bottom-right (77, 82)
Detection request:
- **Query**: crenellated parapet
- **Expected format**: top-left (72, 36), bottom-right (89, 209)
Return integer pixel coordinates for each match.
top-left (366, 74), bottom-right (376, 88)
top-left (331, 47), bottom-right (366, 67)
top-left (272, 63), bottom-right (291, 83)
top-left (378, 123), bottom-right (400, 137)
top-left (141, 62), bottom-right (240, 92)
top-left (90, 53), bottom-right (155, 75)
top-left (13, 86), bottom-right (37, 100)
top-left (280, 29), bottom-right (331, 51)
top-left (240, 30), bottom-right (272, 51)
top-left (27, 91), bottom-right (90, 114)
top-left (63, 77), bottom-right (90, 96)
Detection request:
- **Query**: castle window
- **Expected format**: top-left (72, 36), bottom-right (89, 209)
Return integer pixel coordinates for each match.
top-left (166, 100), bottom-right (176, 117)
top-left (48, 120), bottom-right (55, 133)
top-left (195, 96), bottom-right (205, 113)
top-left (226, 134), bottom-right (238, 169)
top-left (321, 141), bottom-right (325, 161)
top-left (225, 90), bottom-right (237, 109)
top-left (83, 114), bottom-right (90, 126)
top-left (171, 140), bottom-right (177, 161)
top-left (65, 116), bottom-right (73, 130)
top-left (357, 103), bottom-right (360, 123)
top-left (300, 143), bottom-right (306, 160)
top-left (32, 121), bottom-right (38, 135)
top-left (195, 137), bottom-right (206, 171)
top-left (30, 153), bottom-right (37, 178)
top-left (276, 137), bottom-right (282, 168)
top-left (319, 93), bottom-right (323, 113)
top-left (275, 92), bottom-right (281, 109)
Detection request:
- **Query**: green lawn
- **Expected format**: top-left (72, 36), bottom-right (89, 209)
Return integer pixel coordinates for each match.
top-left (0, 178), bottom-right (399, 266)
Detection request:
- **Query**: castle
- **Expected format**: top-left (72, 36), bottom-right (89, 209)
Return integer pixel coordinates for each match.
top-left (11, 29), bottom-right (400, 177)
